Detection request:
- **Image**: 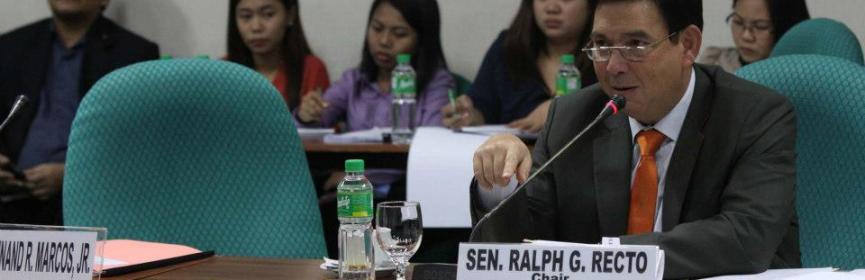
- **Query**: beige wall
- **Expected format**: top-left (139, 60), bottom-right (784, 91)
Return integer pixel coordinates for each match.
top-left (1, 0), bottom-right (863, 81)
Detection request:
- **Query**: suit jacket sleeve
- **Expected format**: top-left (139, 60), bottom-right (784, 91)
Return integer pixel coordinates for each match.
top-left (620, 95), bottom-right (797, 278)
top-left (469, 97), bottom-right (560, 242)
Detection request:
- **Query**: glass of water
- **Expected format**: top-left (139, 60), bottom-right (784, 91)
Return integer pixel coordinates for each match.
top-left (375, 201), bottom-right (422, 280)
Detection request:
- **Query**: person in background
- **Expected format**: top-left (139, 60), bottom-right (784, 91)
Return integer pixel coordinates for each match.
top-left (698, 0), bottom-right (809, 72)
top-left (0, 0), bottom-right (159, 225)
top-left (442, 0), bottom-right (598, 133)
top-left (295, 0), bottom-right (453, 258)
top-left (227, 0), bottom-right (329, 110)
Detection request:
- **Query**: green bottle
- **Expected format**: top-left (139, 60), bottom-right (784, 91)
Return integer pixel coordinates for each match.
top-left (555, 54), bottom-right (581, 97)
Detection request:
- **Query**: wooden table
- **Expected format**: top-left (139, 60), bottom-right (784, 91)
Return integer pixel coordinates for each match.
top-left (101, 256), bottom-right (408, 280)
top-left (303, 139), bottom-right (410, 170)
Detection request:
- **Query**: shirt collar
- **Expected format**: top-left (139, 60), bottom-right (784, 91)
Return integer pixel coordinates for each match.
top-left (629, 68), bottom-right (696, 143)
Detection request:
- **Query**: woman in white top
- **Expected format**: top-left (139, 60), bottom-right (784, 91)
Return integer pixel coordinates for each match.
top-left (699, 0), bottom-right (809, 72)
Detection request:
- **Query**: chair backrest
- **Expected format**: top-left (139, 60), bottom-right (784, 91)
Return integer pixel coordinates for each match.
top-left (771, 18), bottom-right (864, 65)
top-left (736, 55), bottom-right (865, 269)
top-left (64, 59), bottom-right (326, 259)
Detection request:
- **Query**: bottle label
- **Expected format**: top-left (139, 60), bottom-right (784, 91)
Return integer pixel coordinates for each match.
top-left (555, 76), bottom-right (568, 96)
top-left (337, 190), bottom-right (373, 218)
top-left (392, 75), bottom-right (416, 96)
top-left (556, 76), bottom-right (580, 97)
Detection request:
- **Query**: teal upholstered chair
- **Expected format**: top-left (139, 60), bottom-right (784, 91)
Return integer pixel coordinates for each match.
top-left (737, 55), bottom-right (865, 269)
top-left (770, 18), bottom-right (864, 65)
top-left (63, 59), bottom-right (326, 259)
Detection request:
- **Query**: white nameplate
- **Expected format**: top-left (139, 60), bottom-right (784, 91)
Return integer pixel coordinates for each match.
top-left (0, 229), bottom-right (97, 280)
top-left (457, 242), bottom-right (664, 280)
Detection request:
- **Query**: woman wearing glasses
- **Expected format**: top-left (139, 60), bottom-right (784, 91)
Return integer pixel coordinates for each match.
top-left (699, 0), bottom-right (809, 72)
top-left (442, 0), bottom-right (597, 133)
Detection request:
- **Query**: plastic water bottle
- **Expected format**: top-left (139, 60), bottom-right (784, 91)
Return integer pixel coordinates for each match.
top-left (391, 53), bottom-right (417, 144)
top-left (555, 54), bottom-right (581, 97)
top-left (337, 159), bottom-right (375, 280)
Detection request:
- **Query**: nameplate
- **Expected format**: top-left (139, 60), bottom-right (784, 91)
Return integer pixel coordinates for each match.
top-left (0, 229), bottom-right (98, 280)
top-left (457, 242), bottom-right (664, 280)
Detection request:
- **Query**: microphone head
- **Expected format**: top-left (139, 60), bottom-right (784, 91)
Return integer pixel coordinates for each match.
top-left (14, 95), bottom-right (29, 106)
top-left (610, 95), bottom-right (626, 111)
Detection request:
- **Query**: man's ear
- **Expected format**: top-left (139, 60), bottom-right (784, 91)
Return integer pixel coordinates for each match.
top-left (680, 25), bottom-right (702, 65)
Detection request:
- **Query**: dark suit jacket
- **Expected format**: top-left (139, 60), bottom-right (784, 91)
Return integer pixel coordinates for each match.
top-left (0, 16), bottom-right (159, 162)
top-left (470, 64), bottom-right (800, 279)
top-left (0, 16), bottom-right (159, 224)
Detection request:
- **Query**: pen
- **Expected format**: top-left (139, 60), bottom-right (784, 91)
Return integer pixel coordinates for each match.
top-left (447, 89), bottom-right (462, 132)
top-left (448, 89), bottom-right (457, 113)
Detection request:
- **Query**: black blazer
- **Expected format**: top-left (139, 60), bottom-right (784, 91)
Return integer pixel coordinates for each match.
top-left (471, 64), bottom-right (801, 279)
top-left (0, 16), bottom-right (160, 161)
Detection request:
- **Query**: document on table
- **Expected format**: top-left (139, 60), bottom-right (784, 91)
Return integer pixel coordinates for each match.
top-left (406, 127), bottom-right (489, 228)
top-left (323, 127), bottom-right (387, 143)
top-left (297, 128), bottom-right (334, 139)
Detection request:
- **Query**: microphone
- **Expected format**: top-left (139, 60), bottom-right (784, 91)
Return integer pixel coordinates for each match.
top-left (0, 95), bottom-right (29, 133)
top-left (469, 95), bottom-right (626, 241)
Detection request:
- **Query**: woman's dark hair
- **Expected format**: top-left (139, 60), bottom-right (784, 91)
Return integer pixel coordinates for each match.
top-left (227, 0), bottom-right (313, 110)
top-left (733, 0), bottom-right (810, 43)
top-left (503, 0), bottom-right (597, 88)
top-left (359, 0), bottom-right (448, 96)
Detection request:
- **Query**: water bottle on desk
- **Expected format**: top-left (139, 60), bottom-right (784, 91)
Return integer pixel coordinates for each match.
top-left (391, 53), bottom-right (417, 144)
top-left (337, 159), bottom-right (375, 280)
top-left (555, 54), bottom-right (581, 97)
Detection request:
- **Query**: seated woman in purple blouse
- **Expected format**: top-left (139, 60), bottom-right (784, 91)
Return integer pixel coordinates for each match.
top-left (295, 0), bottom-right (453, 132)
top-left (295, 0), bottom-right (453, 259)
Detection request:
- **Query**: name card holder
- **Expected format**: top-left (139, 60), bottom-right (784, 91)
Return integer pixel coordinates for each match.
top-left (457, 241), bottom-right (664, 280)
top-left (0, 223), bottom-right (106, 280)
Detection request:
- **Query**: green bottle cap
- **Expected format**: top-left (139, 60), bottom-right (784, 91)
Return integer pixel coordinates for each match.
top-left (397, 54), bottom-right (411, 64)
top-left (345, 159), bottom-right (365, 172)
top-left (561, 54), bottom-right (575, 64)
top-left (160, 55), bottom-right (173, 60)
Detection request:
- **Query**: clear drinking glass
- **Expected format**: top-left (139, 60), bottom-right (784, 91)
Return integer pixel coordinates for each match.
top-left (375, 201), bottom-right (423, 280)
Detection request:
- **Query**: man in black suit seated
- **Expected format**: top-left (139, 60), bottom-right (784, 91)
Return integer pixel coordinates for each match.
top-left (470, 0), bottom-right (800, 278)
top-left (0, 0), bottom-right (159, 225)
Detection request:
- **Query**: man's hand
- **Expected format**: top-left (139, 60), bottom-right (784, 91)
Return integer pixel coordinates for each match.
top-left (24, 163), bottom-right (64, 200)
top-left (507, 100), bottom-right (551, 133)
top-left (473, 134), bottom-right (532, 189)
top-left (0, 154), bottom-right (24, 187)
top-left (298, 89), bottom-right (328, 123)
top-left (442, 95), bottom-right (484, 129)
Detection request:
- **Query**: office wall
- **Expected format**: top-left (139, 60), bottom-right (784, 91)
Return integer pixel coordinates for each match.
top-left (1, 0), bottom-right (863, 81)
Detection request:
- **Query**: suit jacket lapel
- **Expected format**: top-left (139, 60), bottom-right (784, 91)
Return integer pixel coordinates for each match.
top-left (593, 112), bottom-right (632, 236)
top-left (662, 67), bottom-right (713, 230)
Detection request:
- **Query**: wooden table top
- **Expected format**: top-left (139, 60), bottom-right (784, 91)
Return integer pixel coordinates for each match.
top-left (102, 257), bottom-right (331, 280)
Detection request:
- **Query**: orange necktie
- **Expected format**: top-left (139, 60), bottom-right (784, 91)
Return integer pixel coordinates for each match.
top-left (627, 129), bottom-right (666, 234)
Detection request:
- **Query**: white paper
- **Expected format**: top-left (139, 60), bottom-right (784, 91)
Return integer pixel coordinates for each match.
top-left (323, 127), bottom-right (387, 144)
top-left (460, 125), bottom-right (522, 135)
top-left (701, 267), bottom-right (836, 279)
top-left (461, 125), bottom-right (538, 140)
top-left (0, 230), bottom-right (97, 280)
top-left (406, 127), bottom-right (490, 228)
top-left (297, 128), bottom-right (334, 139)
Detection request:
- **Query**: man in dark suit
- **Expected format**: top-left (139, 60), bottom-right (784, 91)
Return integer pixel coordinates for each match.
top-left (0, 0), bottom-right (159, 225)
top-left (470, 0), bottom-right (800, 278)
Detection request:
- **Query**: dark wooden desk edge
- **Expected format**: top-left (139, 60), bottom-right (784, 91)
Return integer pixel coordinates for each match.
top-left (101, 256), bottom-right (215, 280)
